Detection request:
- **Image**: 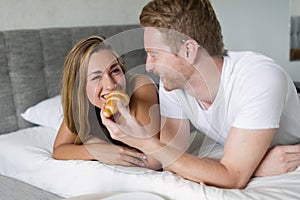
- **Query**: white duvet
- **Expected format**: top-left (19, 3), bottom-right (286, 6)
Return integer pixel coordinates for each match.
top-left (0, 126), bottom-right (299, 199)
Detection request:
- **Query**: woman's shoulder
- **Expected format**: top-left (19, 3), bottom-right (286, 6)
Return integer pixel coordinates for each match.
top-left (127, 73), bottom-right (158, 96)
top-left (127, 74), bottom-right (159, 120)
top-left (127, 73), bottom-right (155, 85)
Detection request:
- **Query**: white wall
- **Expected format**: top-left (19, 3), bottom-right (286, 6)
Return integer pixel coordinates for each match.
top-left (211, 0), bottom-right (300, 81)
top-left (1, 0), bottom-right (299, 80)
top-left (291, 0), bottom-right (300, 16)
top-left (0, 0), bottom-right (149, 30)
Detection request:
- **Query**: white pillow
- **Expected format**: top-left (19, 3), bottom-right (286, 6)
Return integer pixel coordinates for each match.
top-left (21, 95), bottom-right (63, 131)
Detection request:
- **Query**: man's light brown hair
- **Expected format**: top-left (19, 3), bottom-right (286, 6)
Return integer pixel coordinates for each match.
top-left (140, 0), bottom-right (225, 56)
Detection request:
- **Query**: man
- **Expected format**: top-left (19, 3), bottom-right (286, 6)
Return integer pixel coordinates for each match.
top-left (102, 0), bottom-right (300, 189)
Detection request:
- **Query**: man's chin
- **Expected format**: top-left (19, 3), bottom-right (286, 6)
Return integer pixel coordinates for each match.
top-left (163, 84), bottom-right (174, 91)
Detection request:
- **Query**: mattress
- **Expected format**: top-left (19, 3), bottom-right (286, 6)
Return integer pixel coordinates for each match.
top-left (0, 126), bottom-right (299, 200)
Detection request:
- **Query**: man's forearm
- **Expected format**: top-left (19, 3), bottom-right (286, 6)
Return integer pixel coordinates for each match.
top-left (144, 140), bottom-right (249, 189)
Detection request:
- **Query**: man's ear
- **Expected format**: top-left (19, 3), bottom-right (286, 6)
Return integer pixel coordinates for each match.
top-left (181, 39), bottom-right (199, 64)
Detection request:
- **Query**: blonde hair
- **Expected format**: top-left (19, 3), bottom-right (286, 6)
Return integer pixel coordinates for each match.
top-left (61, 35), bottom-right (126, 144)
top-left (140, 0), bottom-right (225, 56)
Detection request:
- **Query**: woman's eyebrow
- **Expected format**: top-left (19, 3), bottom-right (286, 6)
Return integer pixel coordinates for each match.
top-left (88, 70), bottom-right (102, 77)
top-left (88, 61), bottom-right (118, 77)
top-left (109, 62), bottom-right (118, 69)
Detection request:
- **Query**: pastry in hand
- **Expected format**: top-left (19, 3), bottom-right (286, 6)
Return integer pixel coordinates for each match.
top-left (103, 90), bottom-right (130, 118)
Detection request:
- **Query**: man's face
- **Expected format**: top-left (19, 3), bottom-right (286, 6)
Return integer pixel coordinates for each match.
top-left (144, 27), bottom-right (192, 91)
top-left (144, 27), bottom-right (194, 91)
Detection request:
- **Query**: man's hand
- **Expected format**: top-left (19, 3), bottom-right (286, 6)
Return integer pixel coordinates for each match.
top-left (254, 145), bottom-right (300, 177)
top-left (100, 102), bottom-right (155, 152)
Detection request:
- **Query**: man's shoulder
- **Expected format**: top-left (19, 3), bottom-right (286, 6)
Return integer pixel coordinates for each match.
top-left (225, 50), bottom-right (282, 75)
top-left (226, 50), bottom-right (272, 64)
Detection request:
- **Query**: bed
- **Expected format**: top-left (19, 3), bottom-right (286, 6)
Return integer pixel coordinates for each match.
top-left (0, 25), bottom-right (300, 200)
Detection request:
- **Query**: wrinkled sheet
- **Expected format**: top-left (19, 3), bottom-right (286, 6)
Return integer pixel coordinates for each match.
top-left (0, 126), bottom-right (299, 199)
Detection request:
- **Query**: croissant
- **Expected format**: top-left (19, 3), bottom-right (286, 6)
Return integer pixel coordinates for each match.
top-left (103, 90), bottom-right (130, 118)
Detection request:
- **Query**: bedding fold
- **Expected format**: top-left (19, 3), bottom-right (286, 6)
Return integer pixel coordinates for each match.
top-left (0, 126), bottom-right (299, 200)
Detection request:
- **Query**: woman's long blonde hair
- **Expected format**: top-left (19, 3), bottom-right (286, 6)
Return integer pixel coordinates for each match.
top-left (61, 35), bottom-right (126, 144)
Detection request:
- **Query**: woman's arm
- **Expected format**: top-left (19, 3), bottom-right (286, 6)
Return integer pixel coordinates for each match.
top-left (129, 75), bottom-right (162, 170)
top-left (53, 121), bottom-right (147, 167)
top-left (53, 121), bottom-right (94, 160)
top-left (254, 145), bottom-right (300, 176)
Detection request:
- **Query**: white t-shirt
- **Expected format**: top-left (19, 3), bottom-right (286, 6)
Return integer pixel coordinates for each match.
top-left (160, 51), bottom-right (300, 147)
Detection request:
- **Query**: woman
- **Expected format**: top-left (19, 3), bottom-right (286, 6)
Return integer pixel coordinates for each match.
top-left (53, 35), bottom-right (161, 170)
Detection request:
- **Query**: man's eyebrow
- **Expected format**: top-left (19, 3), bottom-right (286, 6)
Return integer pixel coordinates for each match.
top-left (145, 48), bottom-right (161, 53)
top-left (145, 48), bottom-right (153, 52)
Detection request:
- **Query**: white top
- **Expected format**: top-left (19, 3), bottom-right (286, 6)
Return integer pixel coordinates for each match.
top-left (160, 51), bottom-right (300, 146)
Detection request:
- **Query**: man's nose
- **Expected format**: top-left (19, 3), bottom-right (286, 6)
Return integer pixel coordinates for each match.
top-left (145, 57), bottom-right (154, 72)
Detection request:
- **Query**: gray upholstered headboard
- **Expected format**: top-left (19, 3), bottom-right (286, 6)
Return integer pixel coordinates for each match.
top-left (0, 24), bottom-right (147, 135)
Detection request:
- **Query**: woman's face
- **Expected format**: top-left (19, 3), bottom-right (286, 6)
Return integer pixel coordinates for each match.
top-left (86, 49), bottom-right (126, 108)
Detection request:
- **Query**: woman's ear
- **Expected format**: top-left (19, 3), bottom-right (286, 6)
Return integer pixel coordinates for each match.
top-left (181, 39), bottom-right (199, 64)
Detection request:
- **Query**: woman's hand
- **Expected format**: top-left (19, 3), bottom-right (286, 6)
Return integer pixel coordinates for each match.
top-left (254, 145), bottom-right (300, 177)
top-left (85, 141), bottom-right (147, 167)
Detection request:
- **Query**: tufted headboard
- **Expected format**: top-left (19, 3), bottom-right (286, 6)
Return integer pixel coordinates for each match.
top-left (0, 25), bottom-right (148, 135)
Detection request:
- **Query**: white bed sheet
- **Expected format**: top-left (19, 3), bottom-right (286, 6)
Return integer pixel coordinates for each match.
top-left (0, 126), bottom-right (299, 200)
